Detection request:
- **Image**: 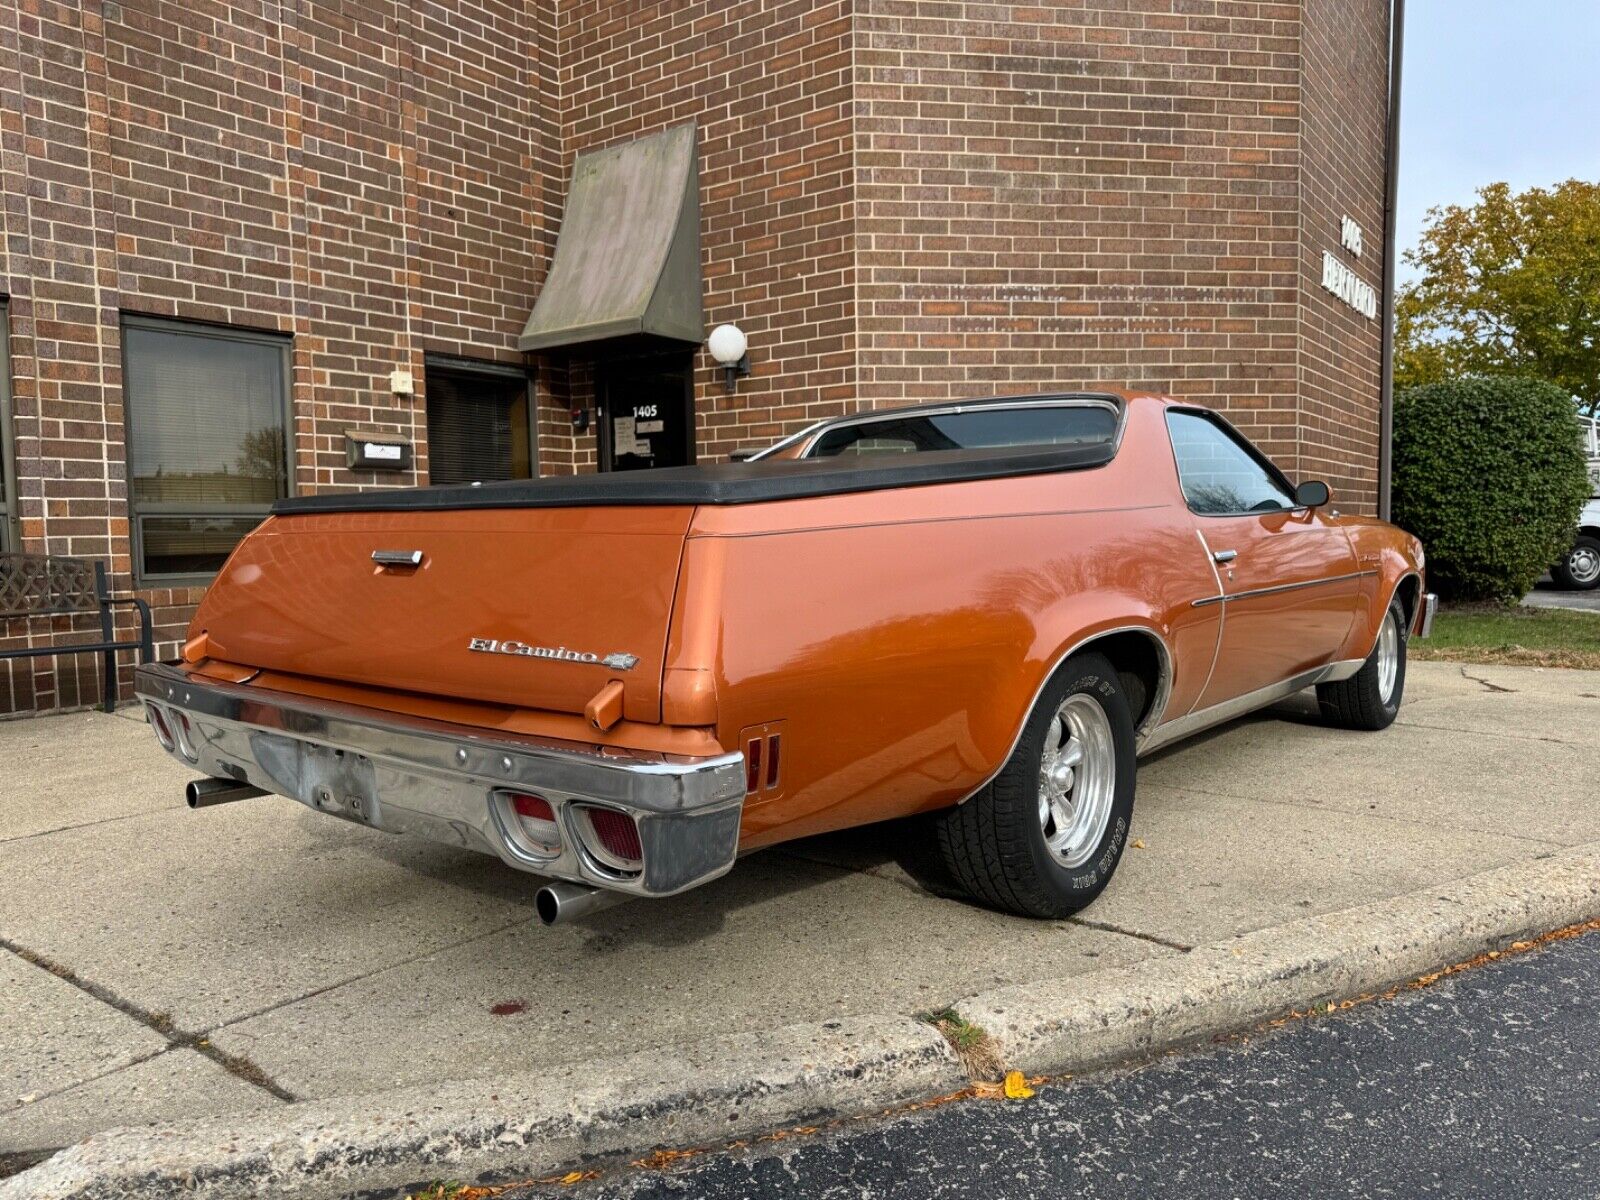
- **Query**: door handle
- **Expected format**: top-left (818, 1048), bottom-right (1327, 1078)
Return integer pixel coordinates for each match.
top-left (372, 550), bottom-right (424, 568)
top-left (1211, 549), bottom-right (1238, 564)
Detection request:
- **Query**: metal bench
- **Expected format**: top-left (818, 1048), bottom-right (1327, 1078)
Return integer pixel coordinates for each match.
top-left (0, 553), bottom-right (155, 712)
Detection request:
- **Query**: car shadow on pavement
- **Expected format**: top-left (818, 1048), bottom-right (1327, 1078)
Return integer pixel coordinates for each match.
top-left (345, 809), bottom-right (888, 949)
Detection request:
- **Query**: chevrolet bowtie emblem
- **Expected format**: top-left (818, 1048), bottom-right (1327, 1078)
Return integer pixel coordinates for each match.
top-left (468, 638), bottom-right (639, 671)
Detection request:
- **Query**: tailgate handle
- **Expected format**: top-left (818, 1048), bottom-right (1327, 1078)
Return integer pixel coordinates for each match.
top-left (372, 550), bottom-right (425, 568)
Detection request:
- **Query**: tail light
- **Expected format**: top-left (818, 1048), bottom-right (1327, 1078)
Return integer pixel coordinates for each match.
top-left (745, 737), bottom-right (763, 793)
top-left (172, 711), bottom-right (199, 762)
top-left (147, 704), bottom-right (175, 751)
top-left (504, 791), bottom-right (561, 856)
top-left (576, 805), bottom-right (643, 874)
top-left (744, 730), bottom-right (782, 794)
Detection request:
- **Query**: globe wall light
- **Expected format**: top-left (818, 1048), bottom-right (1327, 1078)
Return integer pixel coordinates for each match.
top-left (708, 323), bottom-right (750, 394)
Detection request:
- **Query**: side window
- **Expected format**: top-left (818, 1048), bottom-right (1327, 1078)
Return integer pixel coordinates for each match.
top-left (1165, 410), bottom-right (1296, 516)
top-left (816, 435), bottom-right (918, 457)
top-left (808, 404), bottom-right (1118, 458)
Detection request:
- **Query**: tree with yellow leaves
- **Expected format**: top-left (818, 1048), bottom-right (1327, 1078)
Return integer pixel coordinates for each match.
top-left (1397, 179), bottom-right (1600, 413)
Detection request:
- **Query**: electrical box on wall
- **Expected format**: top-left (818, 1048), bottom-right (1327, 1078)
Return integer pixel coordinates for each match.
top-left (345, 432), bottom-right (412, 472)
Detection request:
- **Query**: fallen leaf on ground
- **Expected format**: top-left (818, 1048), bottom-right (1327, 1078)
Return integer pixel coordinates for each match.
top-left (1003, 1070), bottom-right (1034, 1100)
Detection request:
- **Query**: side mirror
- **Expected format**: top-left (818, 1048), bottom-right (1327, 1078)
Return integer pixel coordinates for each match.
top-left (1295, 480), bottom-right (1331, 508)
top-left (728, 447), bottom-right (761, 463)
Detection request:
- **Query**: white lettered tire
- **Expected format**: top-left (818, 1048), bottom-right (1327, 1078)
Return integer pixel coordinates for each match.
top-left (933, 651), bottom-right (1138, 918)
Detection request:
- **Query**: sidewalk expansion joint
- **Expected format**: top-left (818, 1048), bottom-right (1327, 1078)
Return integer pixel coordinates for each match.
top-left (198, 913), bottom-right (532, 1037)
top-left (1065, 916), bottom-right (1193, 952)
top-left (0, 936), bottom-right (298, 1103)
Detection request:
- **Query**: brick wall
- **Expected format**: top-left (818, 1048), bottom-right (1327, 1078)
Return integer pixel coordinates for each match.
top-left (1, 0), bottom-right (127, 712)
top-left (1296, 0), bottom-right (1388, 506)
top-left (550, 0), bottom-right (858, 464)
top-left (1, 0), bottom-right (557, 714)
top-left (852, 0), bottom-right (1307, 466)
top-left (1, 0), bottom-right (1392, 716)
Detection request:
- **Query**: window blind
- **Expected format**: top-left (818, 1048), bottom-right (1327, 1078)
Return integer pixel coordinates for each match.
top-left (426, 366), bottom-right (532, 486)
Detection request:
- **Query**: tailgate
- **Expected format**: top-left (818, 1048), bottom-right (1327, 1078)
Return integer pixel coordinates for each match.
top-left (191, 506), bottom-right (694, 724)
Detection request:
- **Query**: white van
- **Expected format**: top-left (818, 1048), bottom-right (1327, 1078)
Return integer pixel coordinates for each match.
top-left (1553, 416), bottom-right (1600, 590)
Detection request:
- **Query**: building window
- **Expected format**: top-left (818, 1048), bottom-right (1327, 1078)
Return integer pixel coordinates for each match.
top-left (0, 301), bottom-right (17, 553)
top-left (123, 317), bottom-right (291, 585)
top-left (425, 356), bottom-right (535, 486)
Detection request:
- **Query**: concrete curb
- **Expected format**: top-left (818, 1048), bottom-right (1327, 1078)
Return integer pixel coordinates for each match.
top-left (8, 844), bottom-right (1600, 1200)
top-left (960, 844), bottom-right (1600, 1078)
top-left (1, 1017), bottom-right (963, 1200)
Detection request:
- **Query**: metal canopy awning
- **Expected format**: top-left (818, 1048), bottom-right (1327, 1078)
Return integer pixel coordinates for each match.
top-left (518, 123), bottom-right (704, 354)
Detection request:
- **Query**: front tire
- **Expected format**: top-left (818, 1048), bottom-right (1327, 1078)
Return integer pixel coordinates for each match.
top-left (1553, 535), bottom-right (1600, 590)
top-left (934, 651), bottom-right (1137, 918)
top-left (1317, 597), bottom-right (1407, 730)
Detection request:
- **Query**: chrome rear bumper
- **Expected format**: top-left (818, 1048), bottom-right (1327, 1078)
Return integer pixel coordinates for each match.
top-left (1417, 592), bottom-right (1439, 639)
top-left (134, 662), bottom-right (745, 898)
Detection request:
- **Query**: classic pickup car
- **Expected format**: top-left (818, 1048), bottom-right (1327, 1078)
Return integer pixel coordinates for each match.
top-left (136, 392), bottom-right (1435, 923)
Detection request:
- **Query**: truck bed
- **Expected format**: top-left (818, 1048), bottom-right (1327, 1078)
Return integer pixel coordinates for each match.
top-left (273, 441), bottom-right (1117, 515)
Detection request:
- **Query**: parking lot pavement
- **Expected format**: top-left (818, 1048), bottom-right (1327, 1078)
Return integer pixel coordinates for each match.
top-left (3, 661), bottom-right (1597, 1155)
top-left (1521, 584), bottom-right (1600, 612)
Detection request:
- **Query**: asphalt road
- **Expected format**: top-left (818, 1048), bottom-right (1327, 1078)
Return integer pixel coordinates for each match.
top-left (494, 926), bottom-right (1600, 1200)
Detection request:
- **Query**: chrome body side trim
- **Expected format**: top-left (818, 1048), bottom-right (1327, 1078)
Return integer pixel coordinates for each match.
top-left (1189, 528), bottom-right (1229, 716)
top-left (135, 662), bottom-right (745, 898)
top-left (746, 418), bottom-right (830, 461)
top-left (1190, 569), bottom-right (1378, 608)
top-left (1139, 658), bottom-right (1366, 757)
top-left (957, 623), bottom-right (1175, 805)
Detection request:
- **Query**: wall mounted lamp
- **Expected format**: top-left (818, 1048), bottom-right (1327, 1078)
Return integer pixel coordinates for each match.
top-left (708, 323), bottom-right (750, 393)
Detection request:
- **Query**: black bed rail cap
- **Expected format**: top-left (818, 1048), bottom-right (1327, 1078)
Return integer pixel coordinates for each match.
top-left (272, 441), bottom-right (1117, 516)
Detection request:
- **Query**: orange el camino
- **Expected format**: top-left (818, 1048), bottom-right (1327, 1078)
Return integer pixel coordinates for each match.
top-left (136, 392), bottom-right (1435, 922)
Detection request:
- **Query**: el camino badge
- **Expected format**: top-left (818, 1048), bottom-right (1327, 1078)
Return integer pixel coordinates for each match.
top-left (468, 637), bottom-right (639, 671)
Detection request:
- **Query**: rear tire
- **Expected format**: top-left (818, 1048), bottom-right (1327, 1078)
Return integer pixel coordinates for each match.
top-left (934, 652), bottom-right (1137, 918)
top-left (1552, 535), bottom-right (1600, 590)
top-left (1317, 598), bottom-right (1407, 731)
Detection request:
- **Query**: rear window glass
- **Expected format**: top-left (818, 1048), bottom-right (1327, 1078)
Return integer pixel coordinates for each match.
top-left (809, 405), bottom-right (1118, 458)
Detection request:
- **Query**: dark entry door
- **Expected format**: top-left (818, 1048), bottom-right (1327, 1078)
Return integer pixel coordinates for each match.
top-left (597, 354), bottom-right (695, 472)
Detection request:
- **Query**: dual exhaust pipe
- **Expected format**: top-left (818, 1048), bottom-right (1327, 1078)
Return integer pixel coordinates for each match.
top-left (186, 777), bottom-right (267, 808)
top-left (183, 776), bottom-right (630, 926)
top-left (533, 880), bottom-right (631, 926)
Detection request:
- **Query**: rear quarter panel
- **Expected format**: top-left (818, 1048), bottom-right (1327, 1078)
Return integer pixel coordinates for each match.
top-left (674, 399), bottom-right (1224, 849)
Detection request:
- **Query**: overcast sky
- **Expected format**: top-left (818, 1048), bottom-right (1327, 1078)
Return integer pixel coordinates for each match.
top-left (1397, 0), bottom-right (1600, 277)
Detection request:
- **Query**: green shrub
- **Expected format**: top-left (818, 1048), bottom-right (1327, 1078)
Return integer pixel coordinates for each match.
top-left (1392, 376), bottom-right (1591, 602)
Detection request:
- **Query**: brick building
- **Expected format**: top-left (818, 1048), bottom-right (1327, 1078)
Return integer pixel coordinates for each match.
top-left (0, 0), bottom-right (1396, 715)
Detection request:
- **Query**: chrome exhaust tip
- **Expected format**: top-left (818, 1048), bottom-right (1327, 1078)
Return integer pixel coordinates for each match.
top-left (186, 777), bottom-right (268, 809)
top-left (534, 881), bottom-right (631, 926)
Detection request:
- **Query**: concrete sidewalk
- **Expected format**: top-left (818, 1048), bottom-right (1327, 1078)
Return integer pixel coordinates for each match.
top-left (3, 661), bottom-right (1598, 1169)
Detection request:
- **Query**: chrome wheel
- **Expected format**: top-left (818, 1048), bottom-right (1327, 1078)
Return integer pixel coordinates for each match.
top-left (1037, 693), bottom-right (1117, 869)
top-left (1376, 609), bottom-right (1400, 704)
top-left (1568, 544), bottom-right (1600, 586)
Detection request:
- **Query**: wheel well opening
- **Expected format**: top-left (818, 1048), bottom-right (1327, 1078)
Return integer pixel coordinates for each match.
top-left (1395, 575), bottom-right (1421, 628)
top-left (1075, 631), bottom-right (1165, 732)
top-left (1579, 527), bottom-right (1600, 541)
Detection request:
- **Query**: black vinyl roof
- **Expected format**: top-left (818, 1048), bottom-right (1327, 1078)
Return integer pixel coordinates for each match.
top-left (273, 440), bottom-right (1117, 515)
